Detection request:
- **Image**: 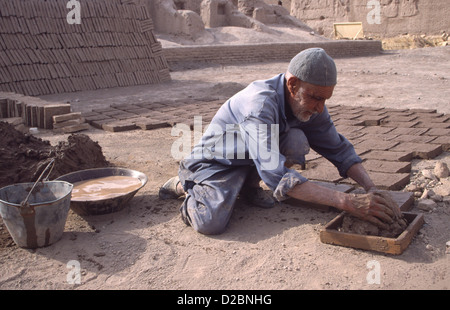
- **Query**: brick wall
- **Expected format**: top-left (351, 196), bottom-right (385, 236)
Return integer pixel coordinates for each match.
top-left (0, 0), bottom-right (171, 97)
top-left (163, 40), bottom-right (382, 66)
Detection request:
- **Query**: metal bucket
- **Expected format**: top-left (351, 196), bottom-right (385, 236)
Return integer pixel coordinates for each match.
top-left (0, 181), bottom-right (73, 249)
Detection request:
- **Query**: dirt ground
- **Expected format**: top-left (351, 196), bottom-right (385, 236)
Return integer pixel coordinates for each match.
top-left (0, 46), bottom-right (449, 290)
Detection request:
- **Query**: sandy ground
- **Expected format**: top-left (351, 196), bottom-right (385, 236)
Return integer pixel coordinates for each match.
top-left (0, 45), bottom-right (449, 291)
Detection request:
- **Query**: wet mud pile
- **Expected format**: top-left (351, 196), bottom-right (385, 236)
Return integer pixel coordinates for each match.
top-left (340, 214), bottom-right (408, 238)
top-left (0, 121), bottom-right (109, 189)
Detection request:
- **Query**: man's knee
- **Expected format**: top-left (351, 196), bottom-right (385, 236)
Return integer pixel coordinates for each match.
top-left (181, 196), bottom-right (230, 235)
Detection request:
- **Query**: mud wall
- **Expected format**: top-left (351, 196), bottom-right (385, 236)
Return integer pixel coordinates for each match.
top-left (163, 40), bottom-right (382, 66)
top-left (290, 0), bottom-right (450, 38)
top-left (0, 0), bottom-right (171, 97)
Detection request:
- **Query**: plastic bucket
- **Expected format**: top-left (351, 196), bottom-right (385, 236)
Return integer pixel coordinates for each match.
top-left (0, 181), bottom-right (73, 249)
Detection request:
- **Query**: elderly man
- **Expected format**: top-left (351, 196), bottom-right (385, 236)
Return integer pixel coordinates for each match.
top-left (160, 48), bottom-right (400, 235)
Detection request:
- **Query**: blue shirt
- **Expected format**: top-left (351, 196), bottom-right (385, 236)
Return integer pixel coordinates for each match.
top-left (184, 73), bottom-right (362, 201)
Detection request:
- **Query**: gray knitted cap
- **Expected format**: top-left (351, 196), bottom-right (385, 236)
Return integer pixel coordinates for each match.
top-left (287, 48), bottom-right (337, 86)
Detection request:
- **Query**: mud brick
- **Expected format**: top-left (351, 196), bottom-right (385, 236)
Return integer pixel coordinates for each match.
top-left (352, 115), bottom-right (388, 126)
top-left (61, 123), bottom-right (90, 134)
top-left (111, 103), bottom-right (142, 111)
top-left (92, 107), bottom-right (120, 113)
top-left (414, 115), bottom-right (449, 122)
top-left (113, 113), bottom-right (139, 121)
top-left (158, 106), bottom-right (180, 113)
top-left (332, 118), bottom-right (365, 126)
top-left (6, 98), bottom-right (16, 117)
top-left (90, 118), bottom-right (115, 129)
top-left (133, 117), bottom-right (169, 130)
top-left (141, 110), bottom-right (167, 120)
top-left (53, 118), bottom-right (85, 129)
top-left (359, 126), bottom-right (395, 135)
top-left (284, 181), bottom-right (354, 212)
top-left (53, 112), bottom-right (82, 123)
top-left (102, 120), bottom-right (137, 132)
top-left (431, 136), bottom-right (450, 151)
top-left (129, 108), bottom-right (153, 116)
top-left (382, 115), bottom-right (418, 123)
top-left (165, 116), bottom-right (193, 128)
top-left (0, 98), bottom-right (7, 118)
top-left (363, 159), bottom-right (411, 173)
top-left (408, 108), bottom-right (437, 113)
top-left (81, 111), bottom-right (101, 118)
top-left (343, 171), bottom-right (410, 190)
top-left (352, 133), bottom-right (399, 144)
top-left (334, 125), bottom-right (365, 135)
top-left (84, 114), bottom-right (113, 122)
top-left (388, 127), bottom-right (429, 136)
top-left (30, 105), bottom-right (38, 127)
top-left (302, 158), bottom-right (343, 183)
top-left (332, 113), bottom-right (362, 120)
top-left (423, 128), bottom-right (450, 137)
top-left (360, 150), bottom-right (413, 162)
top-left (415, 121), bottom-right (450, 129)
top-left (380, 121), bottom-right (420, 128)
top-left (353, 139), bottom-right (399, 151)
top-left (390, 142), bottom-right (442, 159)
top-left (43, 104), bottom-right (71, 129)
top-left (391, 135), bottom-right (437, 144)
top-left (102, 109), bottom-right (124, 117)
top-left (389, 191), bottom-right (414, 211)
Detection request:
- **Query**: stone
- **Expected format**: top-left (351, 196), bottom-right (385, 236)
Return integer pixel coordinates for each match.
top-left (405, 183), bottom-right (420, 192)
top-left (417, 199), bottom-right (437, 211)
top-left (420, 188), bottom-right (431, 199)
top-left (433, 178), bottom-right (450, 196)
top-left (429, 194), bottom-right (443, 202)
top-left (421, 169), bottom-right (437, 181)
top-left (434, 162), bottom-right (449, 179)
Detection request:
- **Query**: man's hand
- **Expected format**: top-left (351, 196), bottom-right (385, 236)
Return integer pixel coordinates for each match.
top-left (345, 192), bottom-right (401, 229)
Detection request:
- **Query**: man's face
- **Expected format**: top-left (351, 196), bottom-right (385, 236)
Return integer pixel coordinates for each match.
top-left (290, 81), bottom-right (335, 122)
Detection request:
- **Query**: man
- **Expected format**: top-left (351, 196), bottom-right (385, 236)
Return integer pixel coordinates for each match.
top-left (160, 48), bottom-right (400, 235)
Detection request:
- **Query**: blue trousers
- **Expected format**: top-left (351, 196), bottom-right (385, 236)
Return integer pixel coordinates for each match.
top-left (179, 128), bottom-right (310, 235)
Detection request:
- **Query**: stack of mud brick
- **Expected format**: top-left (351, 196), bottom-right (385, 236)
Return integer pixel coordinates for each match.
top-left (0, 0), bottom-right (171, 96)
top-left (0, 91), bottom-right (71, 129)
top-left (163, 41), bottom-right (382, 66)
top-left (53, 112), bottom-right (89, 133)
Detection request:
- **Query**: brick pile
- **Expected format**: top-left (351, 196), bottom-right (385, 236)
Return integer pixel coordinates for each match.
top-left (83, 100), bottom-right (450, 193)
top-left (0, 91), bottom-right (71, 129)
top-left (0, 0), bottom-right (171, 96)
top-left (53, 112), bottom-right (89, 133)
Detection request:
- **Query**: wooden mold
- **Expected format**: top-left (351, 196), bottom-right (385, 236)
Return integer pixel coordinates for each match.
top-left (320, 212), bottom-right (424, 255)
